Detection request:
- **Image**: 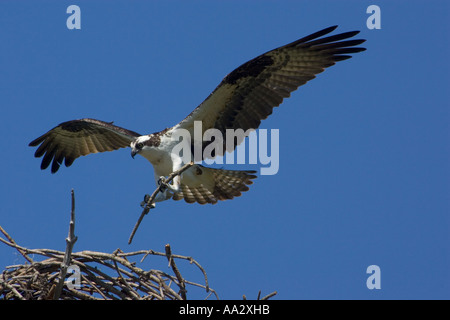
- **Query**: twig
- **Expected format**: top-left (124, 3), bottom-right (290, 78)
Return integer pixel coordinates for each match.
top-left (1, 281), bottom-right (25, 300)
top-left (0, 226), bottom-right (33, 264)
top-left (165, 244), bottom-right (186, 300)
top-left (244, 290), bottom-right (277, 300)
top-left (53, 189), bottom-right (78, 299)
top-left (260, 291), bottom-right (277, 300)
top-left (139, 249), bottom-right (210, 293)
top-left (128, 162), bottom-right (194, 244)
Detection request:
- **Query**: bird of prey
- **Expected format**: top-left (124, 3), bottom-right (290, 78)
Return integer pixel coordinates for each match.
top-left (29, 26), bottom-right (366, 205)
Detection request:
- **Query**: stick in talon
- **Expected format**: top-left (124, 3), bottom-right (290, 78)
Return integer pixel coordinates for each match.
top-left (128, 162), bottom-right (194, 244)
top-left (157, 176), bottom-right (168, 192)
top-left (140, 194), bottom-right (155, 209)
top-left (158, 176), bottom-right (181, 193)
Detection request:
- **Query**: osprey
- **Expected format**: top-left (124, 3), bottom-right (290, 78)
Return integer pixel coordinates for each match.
top-left (29, 26), bottom-right (365, 205)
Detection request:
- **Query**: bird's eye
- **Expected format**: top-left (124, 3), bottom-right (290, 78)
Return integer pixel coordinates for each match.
top-left (136, 142), bottom-right (144, 149)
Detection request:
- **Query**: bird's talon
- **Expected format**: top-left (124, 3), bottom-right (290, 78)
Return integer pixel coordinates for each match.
top-left (158, 176), bottom-right (168, 191)
top-left (140, 194), bottom-right (156, 208)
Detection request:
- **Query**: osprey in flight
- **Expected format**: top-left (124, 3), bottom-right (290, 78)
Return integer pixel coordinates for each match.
top-left (29, 26), bottom-right (365, 205)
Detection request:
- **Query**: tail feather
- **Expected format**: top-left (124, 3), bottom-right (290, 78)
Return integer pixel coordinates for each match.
top-left (172, 165), bottom-right (257, 204)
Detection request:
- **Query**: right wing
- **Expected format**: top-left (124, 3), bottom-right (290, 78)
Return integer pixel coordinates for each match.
top-left (29, 118), bottom-right (141, 173)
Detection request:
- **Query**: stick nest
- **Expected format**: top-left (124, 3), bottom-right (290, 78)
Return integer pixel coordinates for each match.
top-left (0, 235), bottom-right (216, 300)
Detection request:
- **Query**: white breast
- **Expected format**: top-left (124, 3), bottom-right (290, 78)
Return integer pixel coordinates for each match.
top-left (139, 129), bottom-right (188, 177)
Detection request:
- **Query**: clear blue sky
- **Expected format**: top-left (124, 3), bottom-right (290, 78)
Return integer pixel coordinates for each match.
top-left (0, 1), bottom-right (448, 299)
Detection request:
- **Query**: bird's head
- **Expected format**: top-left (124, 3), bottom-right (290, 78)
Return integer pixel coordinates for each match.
top-left (131, 136), bottom-right (151, 158)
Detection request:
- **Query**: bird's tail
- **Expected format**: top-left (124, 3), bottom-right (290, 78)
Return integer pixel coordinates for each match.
top-left (172, 165), bottom-right (257, 204)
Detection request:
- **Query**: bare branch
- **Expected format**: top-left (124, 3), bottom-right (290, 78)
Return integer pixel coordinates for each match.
top-left (260, 291), bottom-right (278, 300)
top-left (165, 244), bottom-right (186, 300)
top-left (0, 225), bottom-right (33, 264)
top-left (53, 189), bottom-right (78, 299)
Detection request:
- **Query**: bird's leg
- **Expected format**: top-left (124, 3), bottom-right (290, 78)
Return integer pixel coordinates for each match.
top-left (144, 162), bottom-right (184, 208)
top-left (155, 175), bottom-right (180, 201)
top-left (162, 157), bottom-right (183, 193)
top-left (167, 175), bottom-right (181, 193)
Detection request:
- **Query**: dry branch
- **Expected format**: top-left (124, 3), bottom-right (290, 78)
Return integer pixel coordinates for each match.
top-left (165, 244), bottom-right (187, 300)
top-left (53, 189), bottom-right (78, 299)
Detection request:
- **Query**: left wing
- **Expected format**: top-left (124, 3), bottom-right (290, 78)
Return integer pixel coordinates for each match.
top-left (175, 25), bottom-right (366, 158)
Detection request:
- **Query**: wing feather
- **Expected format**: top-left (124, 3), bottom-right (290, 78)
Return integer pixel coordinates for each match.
top-left (29, 118), bottom-right (141, 173)
top-left (175, 26), bottom-right (365, 159)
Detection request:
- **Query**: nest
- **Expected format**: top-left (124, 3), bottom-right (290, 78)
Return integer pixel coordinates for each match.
top-left (0, 234), bottom-right (216, 300)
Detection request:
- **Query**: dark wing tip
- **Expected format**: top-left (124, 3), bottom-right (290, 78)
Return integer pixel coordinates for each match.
top-left (285, 26), bottom-right (366, 52)
top-left (295, 25), bottom-right (339, 44)
top-left (64, 157), bottom-right (75, 168)
top-left (29, 136), bottom-right (44, 147)
top-left (39, 150), bottom-right (53, 171)
top-left (51, 160), bottom-right (61, 174)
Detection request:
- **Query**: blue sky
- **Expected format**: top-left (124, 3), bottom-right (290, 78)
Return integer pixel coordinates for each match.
top-left (0, 1), bottom-right (449, 300)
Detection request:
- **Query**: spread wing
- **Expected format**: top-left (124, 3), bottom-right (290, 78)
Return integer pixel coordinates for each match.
top-left (175, 25), bottom-right (366, 159)
top-left (29, 118), bottom-right (141, 173)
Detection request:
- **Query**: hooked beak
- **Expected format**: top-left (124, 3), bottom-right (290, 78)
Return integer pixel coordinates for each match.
top-left (131, 149), bottom-right (138, 159)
